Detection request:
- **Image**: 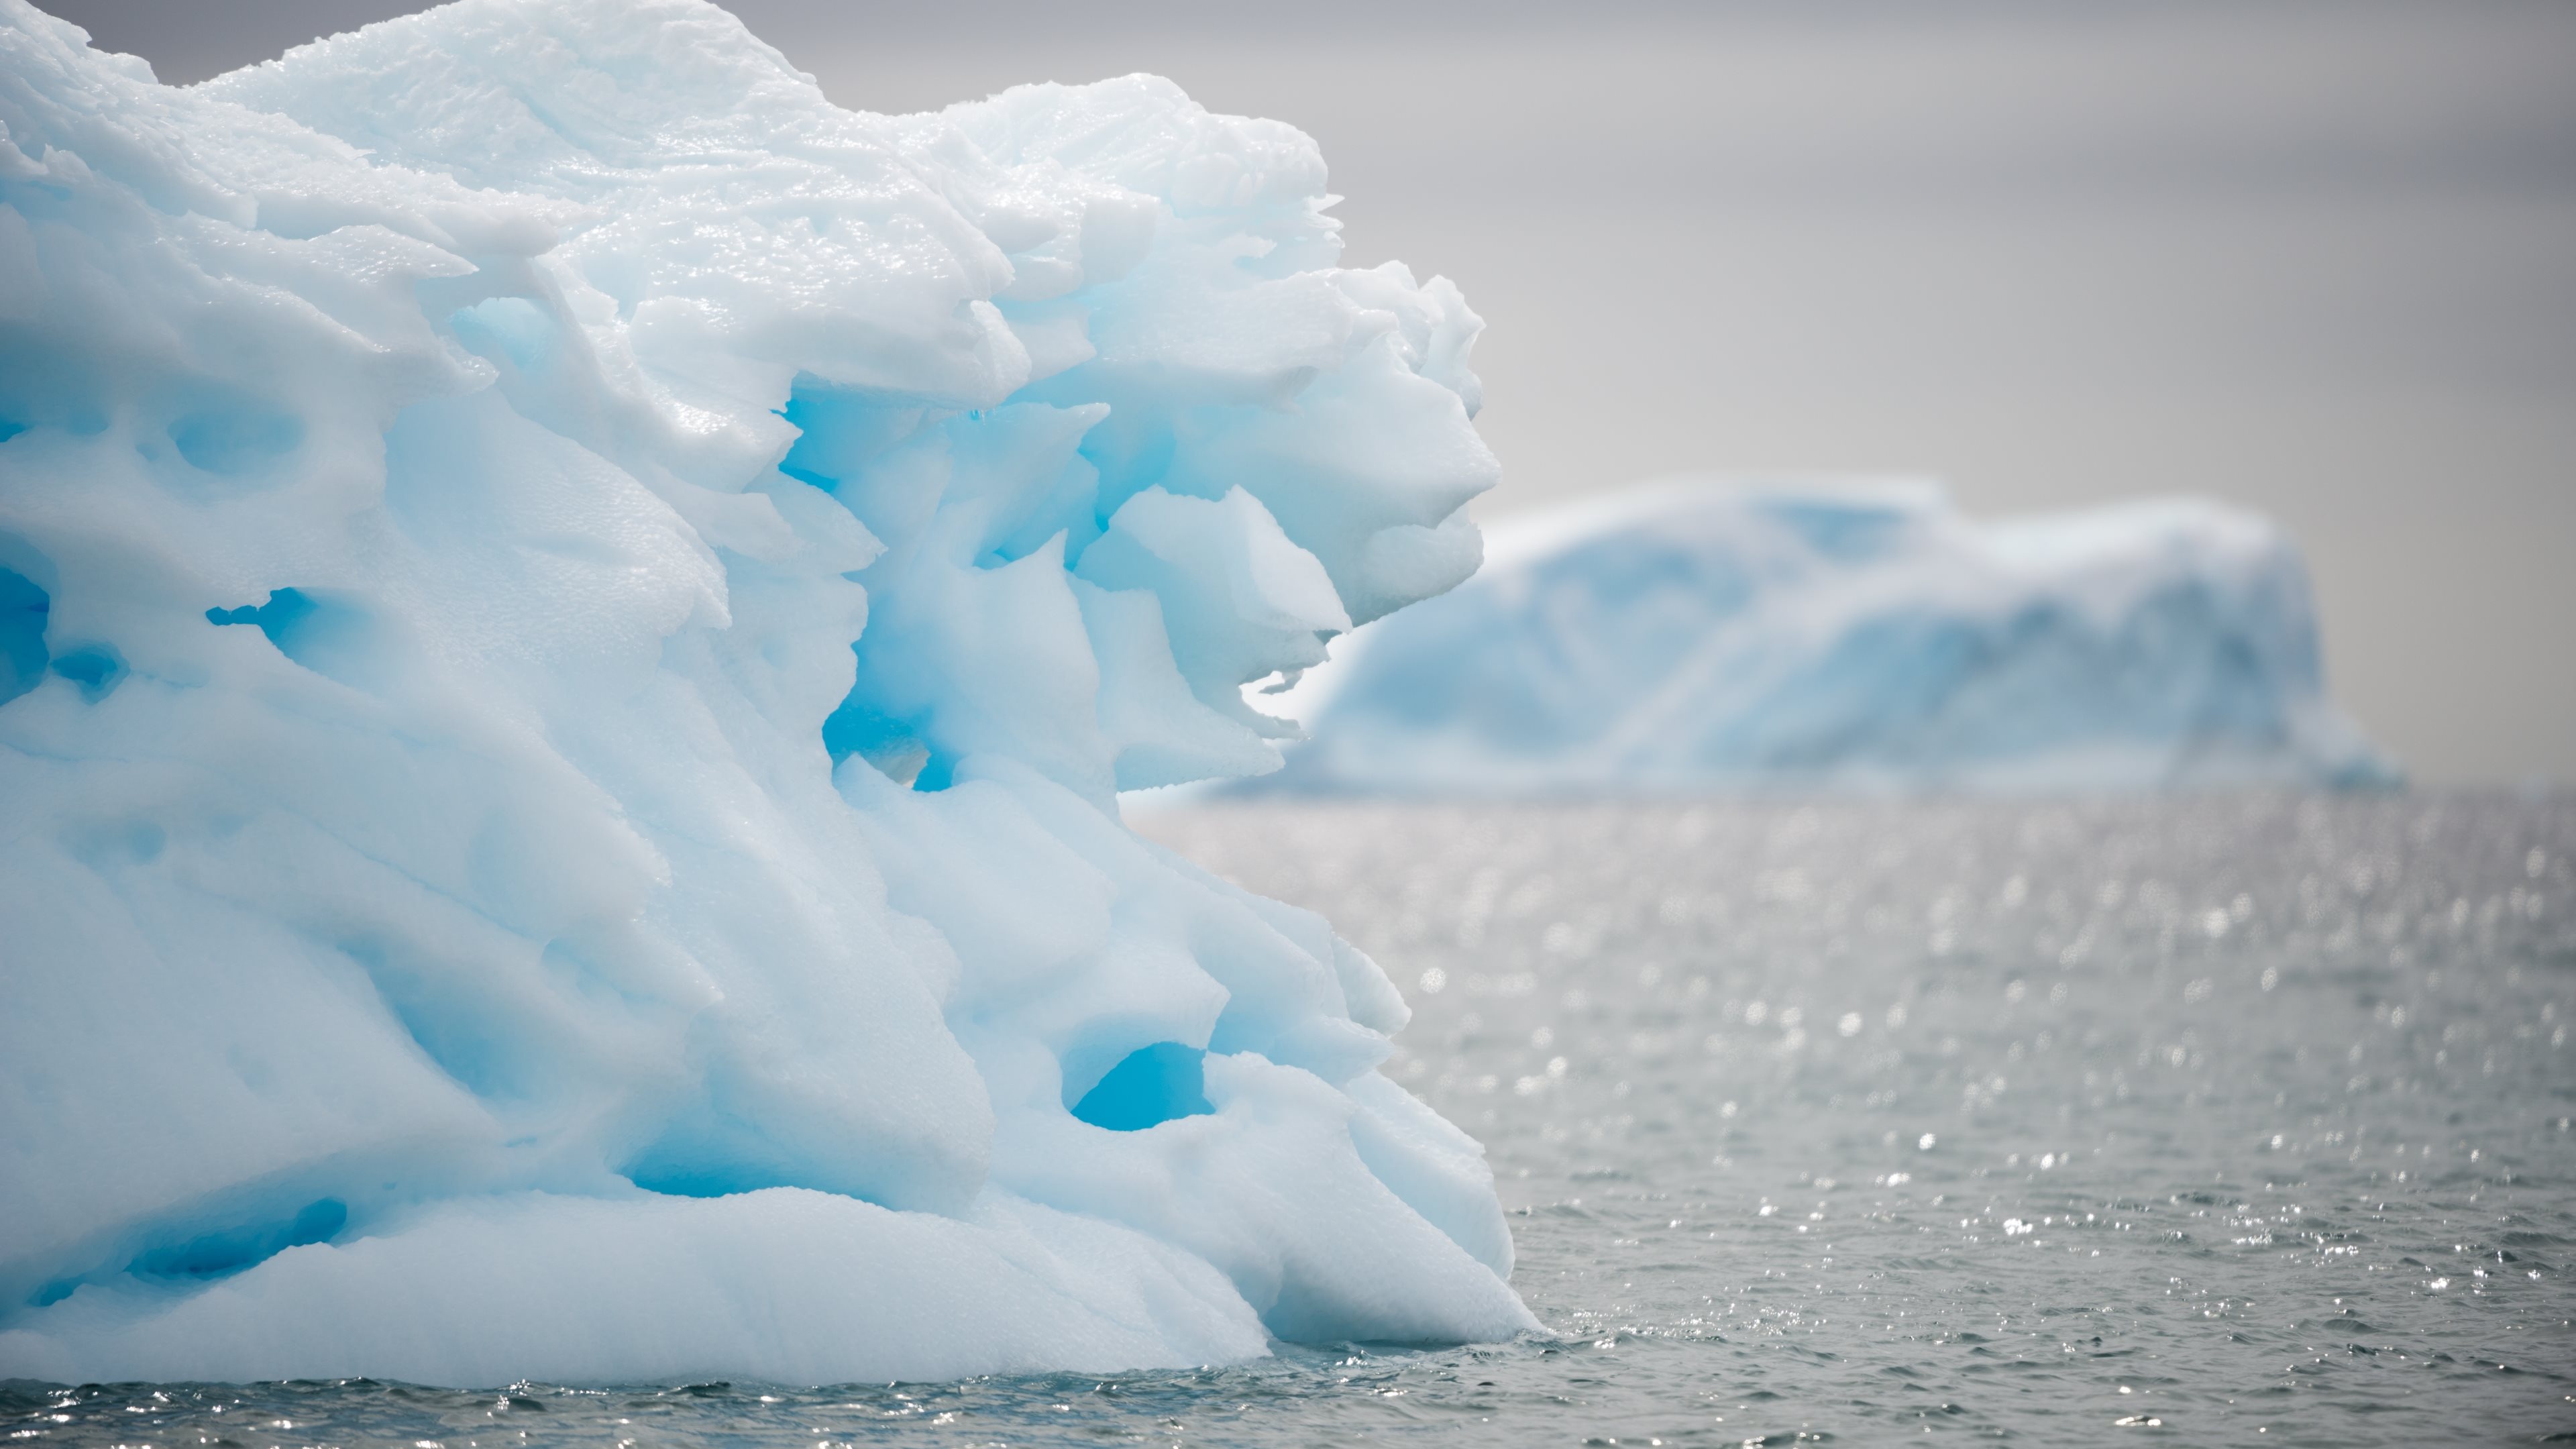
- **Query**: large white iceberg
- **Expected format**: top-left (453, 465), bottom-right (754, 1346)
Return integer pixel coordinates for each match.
top-left (1259, 478), bottom-right (2396, 795)
top-left (0, 0), bottom-right (1530, 1384)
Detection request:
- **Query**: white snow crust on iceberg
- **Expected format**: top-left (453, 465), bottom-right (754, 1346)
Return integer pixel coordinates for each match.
top-left (1258, 477), bottom-right (2397, 796)
top-left (0, 0), bottom-right (1530, 1385)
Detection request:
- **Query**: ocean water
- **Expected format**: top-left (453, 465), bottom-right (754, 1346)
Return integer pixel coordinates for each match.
top-left (10, 792), bottom-right (2571, 1446)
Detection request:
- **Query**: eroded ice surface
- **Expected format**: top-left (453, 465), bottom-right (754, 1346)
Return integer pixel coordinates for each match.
top-left (1260, 478), bottom-right (2396, 796)
top-left (0, 0), bottom-right (1529, 1385)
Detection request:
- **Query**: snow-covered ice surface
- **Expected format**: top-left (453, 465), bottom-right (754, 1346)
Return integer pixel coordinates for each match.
top-left (0, 0), bottom-right (1529, 1385)
top-left (1258, 478), bottom-right (2398, 796)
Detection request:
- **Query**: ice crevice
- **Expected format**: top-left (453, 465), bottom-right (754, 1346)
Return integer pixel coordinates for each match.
top-left (0, 0), bottom-right (1532, 1385)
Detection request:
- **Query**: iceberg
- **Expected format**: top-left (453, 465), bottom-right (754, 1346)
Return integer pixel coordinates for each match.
top-left (1258, 478), bottom-right (2396, 796)
top-left (0, 0), bottom-right (1529, 1385)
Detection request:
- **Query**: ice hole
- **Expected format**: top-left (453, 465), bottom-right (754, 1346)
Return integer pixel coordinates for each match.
top-left (450, 296), bottom-right (554, 372)
top-left (125, 1198), bottom-right (348, 1282)
top-left (207, 588), bottom-right (382, 686)
top-left (48, 643), bottom-right (123, 701)
top-left (617, 1118), bottom-right (842, 1203)
top-left (775, 374), bottom-right (925, 496)
top-left (822, 689), bottom-right (944, 788)
top-left (620, 1159), bottom-right (781, 1201)
top-left (168, 404), bottom-right (303, 476)
top-left (1070, 1042), bottom-right (1214, 1132)
top-left (0, 565), bottom-right (47, 706)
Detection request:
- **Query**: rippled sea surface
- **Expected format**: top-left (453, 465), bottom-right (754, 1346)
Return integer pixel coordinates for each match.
top-left (11, 793), bottom-right (2573, 1446)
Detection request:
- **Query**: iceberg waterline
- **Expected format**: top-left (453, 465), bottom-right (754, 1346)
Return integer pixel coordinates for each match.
top-left (0, 0), bottom-right (1533, 1384)
top-left (1257, 478), bottom-right (2396, 796)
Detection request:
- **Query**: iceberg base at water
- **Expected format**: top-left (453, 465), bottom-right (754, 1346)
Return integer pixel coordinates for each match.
top-left (0, 0), bottom-right (1529, 1385)
top-left (1259, 478), bottom-right (2397, 796)
top-left (3, 1191), bottom-right (1268, 1386)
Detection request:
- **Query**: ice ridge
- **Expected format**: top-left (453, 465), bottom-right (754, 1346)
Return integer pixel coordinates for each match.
top-left (1258, 478), bottom-right (2397, 796)
top-left (0, 0), bottom-right (1528, 1384)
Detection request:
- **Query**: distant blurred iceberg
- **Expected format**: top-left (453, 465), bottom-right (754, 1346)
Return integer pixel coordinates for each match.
top-left (1260, 478), bottom-right (2398, 795)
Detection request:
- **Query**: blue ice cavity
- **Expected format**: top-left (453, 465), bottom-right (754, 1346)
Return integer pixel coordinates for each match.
top-left (0, 0), bottom-right (1525, 1387)
top-left (168, 402), bottom-right (303, 476)
top-left (1260, 478), bottom-right (2397, 796)
top-left (205, 588), bottom-right (383, 686)
top-left (127, 1199), bottom-right (350, 1283)
top-left (46, 642), bottom-right (121, 700)
top-left (0, 566), bottom-right (46, 706)
top-left (206, 588), bottom-right (317, 639)
top-left (449, 296), bottom-right (555, 372)
top-left (1071, 1042), bottom-right (1215, 1131)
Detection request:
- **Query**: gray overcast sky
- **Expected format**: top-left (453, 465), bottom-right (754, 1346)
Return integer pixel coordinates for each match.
top-left (40, 0), bottom-right (2576, 785)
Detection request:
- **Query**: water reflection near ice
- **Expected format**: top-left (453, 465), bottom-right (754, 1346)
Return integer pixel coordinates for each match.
top-left (1154, 791), bottom-right (2576, 1442)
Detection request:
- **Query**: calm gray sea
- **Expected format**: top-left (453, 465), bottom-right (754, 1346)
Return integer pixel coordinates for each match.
top-left (10, 793), bottom-right (2571, 1446)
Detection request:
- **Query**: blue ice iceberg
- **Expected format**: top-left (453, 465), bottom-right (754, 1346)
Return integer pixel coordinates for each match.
top-left (1260, 478), bottom-right (2396, 795)
top-left (0, 0), bottom-right (1529, 1384)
